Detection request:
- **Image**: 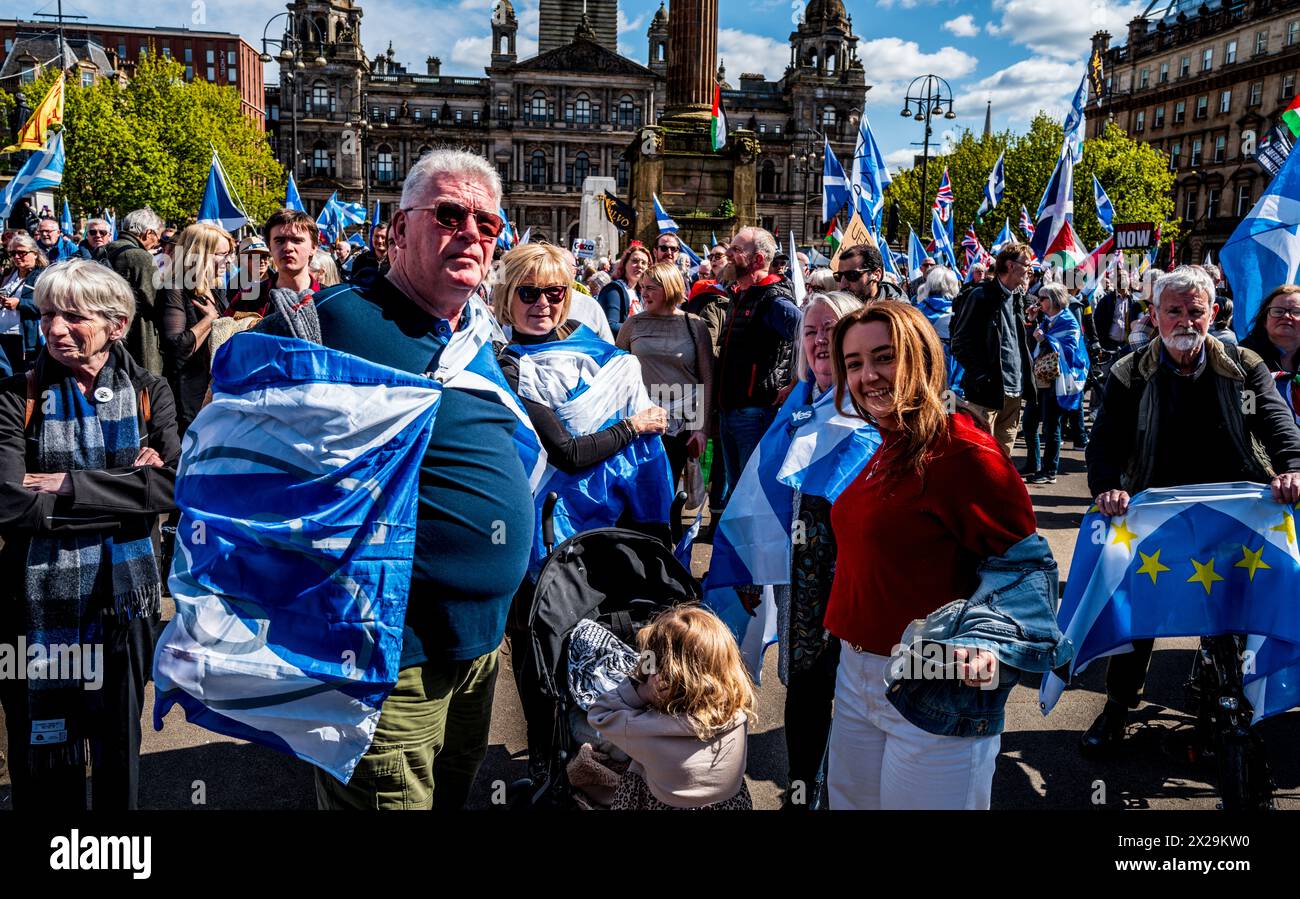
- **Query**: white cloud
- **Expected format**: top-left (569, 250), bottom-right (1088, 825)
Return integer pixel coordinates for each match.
top-left (986, 0), bottom-right (1145, 61)
top-left (717, 28), bottom-right (790, 81)
top-left (955, 56), bottom-right (1082, 129)
top-left (858, 38), bottom-right (978, 110)
top-left (877, 0), bottom-right (945, 8)
top-left (885, 147), bottom-right (919, 169)
top-left (943, 15), bottom-right (980, 38)
top-left (617, 9), bottom-right (647, 34)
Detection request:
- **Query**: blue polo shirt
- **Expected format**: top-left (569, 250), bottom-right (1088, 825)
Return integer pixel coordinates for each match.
top-left (312, 271), bottom-right (534, 666)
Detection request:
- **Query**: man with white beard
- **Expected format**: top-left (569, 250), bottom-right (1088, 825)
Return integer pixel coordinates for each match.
top-left (1080, 265), bottom-right (1300, 754)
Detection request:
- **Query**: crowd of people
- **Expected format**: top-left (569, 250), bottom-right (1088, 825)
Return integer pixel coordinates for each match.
top-left (1, 147), bottom-right (1299, 812)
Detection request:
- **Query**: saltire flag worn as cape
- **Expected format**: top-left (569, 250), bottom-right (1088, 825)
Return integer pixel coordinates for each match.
top-left (1221, 141), bottom-right (1300, 340)
top-left (1041, 483), bottom-right (1300, 724)
top-left (508, 325), bottom-right (673, 573)
top-left (710, 84), bottom-right (727, 152)
top-left (704, 382), bottom-right (881, 678)
top-left (153, 300), bottom-right (544, 783)
top-left (1037, 307), bottom-right (1090, 411)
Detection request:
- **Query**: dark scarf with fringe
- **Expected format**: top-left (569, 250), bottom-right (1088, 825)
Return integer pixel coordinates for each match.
top-left (25, 344), bottom-right (161, 769)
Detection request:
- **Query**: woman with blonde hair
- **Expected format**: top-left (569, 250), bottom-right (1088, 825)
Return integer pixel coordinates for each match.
top-left (598, 243), bottom-right (652, 336)
top-left (159, 223), bottom-right (234, 434)
top-left (588, 605), bottom-right (755, 809)
top-left (824, 300), bottom-right (1038, 809)
top-left (616, 261), bottom-right (713, 487)
top-left (309, 249), bottom-right (342, 288)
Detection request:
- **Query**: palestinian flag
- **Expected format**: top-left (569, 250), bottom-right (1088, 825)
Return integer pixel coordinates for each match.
top-left (1041, 219), bottom-right (1088, 272)
top-left (826, 218), bottom-right (843, 254)
top-left (1284, 89), bottom-right (1300, 137)
top-left (711, 84), bottom-right (727, 152)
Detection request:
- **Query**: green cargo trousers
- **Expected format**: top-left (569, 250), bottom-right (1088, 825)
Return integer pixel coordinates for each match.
top-left (314, 649), bottom-right (499, 810)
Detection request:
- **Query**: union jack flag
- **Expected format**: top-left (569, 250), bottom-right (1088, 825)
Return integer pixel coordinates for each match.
top-left (961, 226), bottom-right (993, 278)
top-left (933, 167), bottom-right (954, 223)
top-left (1019, 203), bottom-right (1036, 241)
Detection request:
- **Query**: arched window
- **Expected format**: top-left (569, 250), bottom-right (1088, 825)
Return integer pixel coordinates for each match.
top-left (311, 80), bottom-right (330, 113)
top-left (571, 151), bottom-right (590, 187)
top-left (574, 94), bottom-right (592, 125)
top-left (530, 150), bottom-right (548, 186)
top-left (499, 35), bottom-right (509, 54)
top-left (821, 106), bottom-right (837, 129)
top-left (825, 48), bottom-right (837, 74)
top-left (529, 92), bottom-right (548, 123)
top-left (759, 159), bottom-right (778, 195)
top-left (375, 144), bottom-right (395, 183)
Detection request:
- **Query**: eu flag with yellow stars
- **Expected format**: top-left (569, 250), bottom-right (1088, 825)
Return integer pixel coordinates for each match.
top-left (1041, 482), bottom-right (1300, 724)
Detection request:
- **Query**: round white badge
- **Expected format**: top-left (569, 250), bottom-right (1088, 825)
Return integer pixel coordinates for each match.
top-left (93, 386), bottom-right (114, 403)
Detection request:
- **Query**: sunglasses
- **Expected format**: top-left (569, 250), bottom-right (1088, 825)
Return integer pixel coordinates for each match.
top-left (88, 230), bottom-right (109, 237)
top-left (656, 244), bottom-right (680, 254)
top-left (403, 201), bottom-right (505, 240)
top-left (836, 268), bottom-right (874, 283)
top-left (517, 285), bottom-right (567, 304)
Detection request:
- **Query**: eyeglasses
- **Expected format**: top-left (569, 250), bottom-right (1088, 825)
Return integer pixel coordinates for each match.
top-left (656, 244), bottom-right (680, 254)
top-left (402, 201), bottom-right (505, 240)
top-left (836, 268), bottom-right (874, 283)
top-left (1268, 306), bottom-right (1300, 319)
top-left (10, 249), bottom-right (35, 257)
top-left (709, 252), bottom-right (726, 259)
top-left (517, 284), bottom-right (567, 304)
top-left (87, 230), bottom-right (109, 237)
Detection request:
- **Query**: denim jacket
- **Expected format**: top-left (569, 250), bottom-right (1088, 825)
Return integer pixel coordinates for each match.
top-left (883, 534), bottom-right (1074, 738)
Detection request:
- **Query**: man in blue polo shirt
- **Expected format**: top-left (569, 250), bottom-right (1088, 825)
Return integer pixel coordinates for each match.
top-left (298, 149), bottom-right (534, 810)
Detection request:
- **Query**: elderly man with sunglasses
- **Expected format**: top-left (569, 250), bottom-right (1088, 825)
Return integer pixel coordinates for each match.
top-left (260, 149), bottom-right (535, 810)
top-left (833, 243), bottom-right (905, 303)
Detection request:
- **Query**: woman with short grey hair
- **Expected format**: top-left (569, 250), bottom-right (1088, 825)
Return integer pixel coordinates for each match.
top-left (915, 265), bottom-right (963, 391)
top-left (0, 258), bottom-right (179, 810)
top-left (0, 233), bottom-right (48, 375)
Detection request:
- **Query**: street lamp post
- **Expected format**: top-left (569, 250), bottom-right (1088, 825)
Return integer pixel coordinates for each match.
top-left (900, 75), bottom-right (957, 239)
top-left (261, 12), bottom-right (328, 190)
top-left (345, 88), bottom-right (387, 215)
top-left (788, 129), bottom-right (827, 243)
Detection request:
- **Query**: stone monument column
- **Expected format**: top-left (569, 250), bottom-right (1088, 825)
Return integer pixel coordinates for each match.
top-left (663, 0), bottom-right (717, 122)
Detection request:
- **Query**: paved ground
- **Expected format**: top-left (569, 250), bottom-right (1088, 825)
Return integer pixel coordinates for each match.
top-left (2, 437), bottom-right (1297, 810)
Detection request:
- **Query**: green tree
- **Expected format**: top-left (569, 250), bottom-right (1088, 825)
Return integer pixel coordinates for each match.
top-left (6, 55), bottom-right (282, 225)
top-left (883, 113), bottom-right (1178, 254)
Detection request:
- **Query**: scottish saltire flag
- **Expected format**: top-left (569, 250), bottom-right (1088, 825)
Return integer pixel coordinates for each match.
top-left (1062, 73), bottom-right (1088, 165)
top-left (60, 199), bottom-right (73, 235)
top-left (680, 241), bottom-right (702, 269)
top-left (1221, 143), bottom-right (1300, 340)
top-left (348, 232), bottom-right (367, 249)
top-left (933, 167), bottom-right (954, 240)
top-left (908, 226), bottom-right (928, 276)
top-left (1093, 174), bottom-right (1115, 234)
top-left (652, 193), bottom-right (679, 233)
top-left (851, 114), bottom-right (893, 230)
top-left (496, 208), bottom-right (516, 250)
top-left (197, 150), bottom-right (248, 232)
top-left (1019, 204), bottom-right (1036, 242)
top-left (879, 235), bottom-right (901, 280)
top-left (0, 131), bottom-right (64, 218)
top-left (977, 151), bottom-right (1006, 221)
top-left (316, 192), bottom-right (343, 245)
top-left (788, 230), bottom-right (806, 304)
top-left (1042, 483), bottom-right (1300, 725)
top-left (822, 137), bottom-right (852, 223)
top-left (931, 207), bottom-right (958, 269)
top-left (1037, 307), bottom-right (1090, 410)
top-left (705, 381), bottom-right (881, 678)
top-left (509, 325), bottom-right (673, 571)
top-left (991, 217), bottom-right (1014, 255)
top-left (284, 172), bottom-right (306, 212)
top-left (153, 334), bottom-right (445, 783)
top-left (337, 197), bottom-right (366, 226)
top-left (1031, 151), bottom-right (1075, 261)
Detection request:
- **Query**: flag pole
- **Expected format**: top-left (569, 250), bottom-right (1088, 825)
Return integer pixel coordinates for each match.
top-left (209, 140), bottom-right (251, 229)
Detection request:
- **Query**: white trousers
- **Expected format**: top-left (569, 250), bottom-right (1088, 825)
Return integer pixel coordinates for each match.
top-left (827, 643), bottom-right (1001, 810)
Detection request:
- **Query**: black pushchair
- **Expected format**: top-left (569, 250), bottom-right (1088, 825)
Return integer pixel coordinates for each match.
top-left (506, 492), bottom-right (698, 809)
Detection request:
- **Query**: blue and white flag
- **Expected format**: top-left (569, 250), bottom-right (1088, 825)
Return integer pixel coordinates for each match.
top-left (0, 131), bottom-right (64, 219)
top-left (60, 198), bottom-right (73, 235)
top-left (518, 227), bottom-right (532, 246)
top-left (509, 326), bottom-right (673, 571)
top-left (316, 191), bottom-right (342, 245)
top-left (1031, 151), bottom-right (1074, 261)
top-left (1062, 73), bottom-right (1088, 165)
top-left (711, 231), bottom-right (720, 249)
top-left (851, 114), bottom-right (893, 230)
top-left (336, 196), bottom-right (366, 226)
top-left (1092, 174), bottom-right (1115, 235)
top-left (153, 334), bottom-right (445, 784)
top-left (1221, 143), bottom-right (1300, 340)
top-left (879, 235), bottom-right (900, 281)
top-left (908, 226), bottom-right (928, 276)
top-left (704, 381), bottom-right (881, 677)
top-left (652, 193), bottom-right (679, 233)
top-left (1041, 483), bottom-right (1300, 724)
top-left (822, 136), bottom-right (852, 223)
top-left (1037, 307), bottom-right (1090, 411)
top-left (681, 241), bottom-right (703, 272)
top-left (284, 172), bottom-right (305, 212)
top-left (977, 151), bottom-right (1005, 220)
top-left (931, 207), bottom-right (959, 269)
top-left (496, 208), bottom-right (516, 250)
top-left (197, 149), bottom-right (248, 232)
top-left (990, 217), bottom-right (1015, 255)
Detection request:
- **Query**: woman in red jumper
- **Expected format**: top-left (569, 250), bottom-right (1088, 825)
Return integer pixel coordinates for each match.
top-left (824, 301), bottom-right (1037, 810)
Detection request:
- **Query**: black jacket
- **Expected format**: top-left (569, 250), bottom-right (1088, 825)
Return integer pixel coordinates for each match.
top-left (1092, 291), bottom-right (1142, 351)
top-left (1241, 329), bottom-right (1289, 373)
top-left (106, 235), bottom-right (164, 375)
top-left (716, 274), bottom-right (799, 411)
top-left (950, 278), bottom-right (1034, 408)
top-left (0, 344), bottom-right (179, 598)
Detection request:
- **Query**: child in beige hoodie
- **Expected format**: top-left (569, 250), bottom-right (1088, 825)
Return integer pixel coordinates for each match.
top-left (588, 605), bottom-right (755, 809)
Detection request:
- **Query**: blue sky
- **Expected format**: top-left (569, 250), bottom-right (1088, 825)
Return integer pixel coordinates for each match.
top-left (5, 0), bottom-right (1150, 170)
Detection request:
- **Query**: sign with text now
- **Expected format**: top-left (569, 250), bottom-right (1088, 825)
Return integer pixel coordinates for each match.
top-left (1113, 222), bottom-right (1156, 250)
